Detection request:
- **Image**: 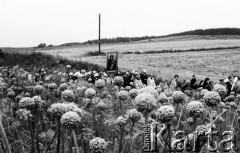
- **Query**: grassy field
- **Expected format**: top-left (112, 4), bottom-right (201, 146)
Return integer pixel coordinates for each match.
top-left (34, 35), bottom-right (240, 58)
top-left (81, 49), bottom-right (240, 81)
top-left (3, 35), bottom-right (240, 81)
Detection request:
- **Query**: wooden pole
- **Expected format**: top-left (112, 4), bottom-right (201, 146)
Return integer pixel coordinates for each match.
top-left (99, 14), bottom-right (101, 54)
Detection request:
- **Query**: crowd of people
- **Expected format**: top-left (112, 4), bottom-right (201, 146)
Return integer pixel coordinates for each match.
top-left (1, 64), bottom-right (239, 97)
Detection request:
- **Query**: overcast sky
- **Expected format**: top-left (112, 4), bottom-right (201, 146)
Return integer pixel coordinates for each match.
top-left (0, 0), bottom-right (240, 47)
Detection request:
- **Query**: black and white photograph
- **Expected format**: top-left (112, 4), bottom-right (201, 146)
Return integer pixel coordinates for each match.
top-left (106, 52), bottom-right (118, 73)
top-left (0, 0), bottom-right (240, 153)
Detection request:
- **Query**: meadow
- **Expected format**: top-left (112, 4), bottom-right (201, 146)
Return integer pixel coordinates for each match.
top-left (28, 35), bottom-right (240, 81)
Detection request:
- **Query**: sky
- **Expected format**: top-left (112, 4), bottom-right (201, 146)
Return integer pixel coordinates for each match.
top-left (0, 0), bottom-right (240, 47)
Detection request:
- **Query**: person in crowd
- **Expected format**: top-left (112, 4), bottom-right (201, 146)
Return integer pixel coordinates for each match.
top-left (198, 80), bottom-right (204, 88)
top-left (224, 76), bottom-right (233, 96)
top-left (182, 80), bottom-right (191, 91)
top-left (190, 74), bottom-right (197, 90)
top-left (147, 74), bottom-right (156, 88)
top-left (203, 78), bottom-right (212, 91)
top-left (130, 70), bottom-right (137, 82)
top-left (140, 69), bottom-right (148, 86)
top-left (123, 71), bottom-right (131, 87)
top-left (134, 74), bottom-right (144, 89)
top-left (170, 75), bottom-right (179, 92)
top-left (219, 79), bottom-right (224, 86)
top-left (231, 76), bottom-right (239, 91)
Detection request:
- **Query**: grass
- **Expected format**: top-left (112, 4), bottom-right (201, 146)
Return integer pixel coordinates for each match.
top-left (1, 52), bottom-right (104, 72)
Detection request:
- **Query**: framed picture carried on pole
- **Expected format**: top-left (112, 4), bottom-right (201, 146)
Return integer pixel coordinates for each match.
top-left (106, 52), bottom-right (118, 74)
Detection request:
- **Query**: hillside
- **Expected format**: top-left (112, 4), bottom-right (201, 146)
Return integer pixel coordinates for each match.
top-left (59, 28), bottom-right (240, 46)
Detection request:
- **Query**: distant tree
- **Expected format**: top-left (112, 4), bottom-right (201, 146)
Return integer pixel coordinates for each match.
top-left (38, 43), bottom-right (47, 48)
top-left (48, 44), bottom-right (54, 47)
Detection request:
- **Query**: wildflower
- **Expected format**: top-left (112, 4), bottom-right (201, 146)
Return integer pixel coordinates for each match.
top-left (200, 89), bottom-right (209, 97)
top-left (172, 91), bottom-right (186, 104)
top-left (186, 101), bottom-right (205, 118)
top-left (62, 89), bottom-right (75, 102)
top-left (48, 102), bottom-right (78, 117)
top-left (92, 97), bottom-right (102, 105)
top-left (125, 86), bottom-right (132, 91)
top-left (118, 90), bottom-right (129, 101)
top-left (225, 95), bottom-right (235, 102)
top-left (102, 90), bottom-right (109, 98)
top-left (48, 83), bottom-right (58, 90)
top-left (213, 84), bottom-right (227, 96)
top-left (113, 76), bottom-right (124, 87)
top-left (59, 83), bottom-right (68, 91)
top-left (129, 89), bottom-right (138, 99)
top-left (60, 111), bottom-right (81, 128)
top-left (203, 91), bottom-right (221, 107)
top-left (85, 88), bottom-right (96, 99)
top-left (229, 102), bottom-right (237, 109)
top-left (96, 101), bottom-right (108, 111)
top-left (89, 137), bottom-right (108, 153)
top-left (32, 96), bottom-right (46, 109)
top-left (19, 97), bottom-right (35, 108)
top-left (195, 125), bottom-right (211, 140)
top-left (95, 79), bottom-right (105, 89)
top-left (138, 86), bottom-right (158, 99)
top-left (39, 129), bottom-right (55, 142)
top-left (156, 105), bottom-right (175, 123)
top-left (114, 116), bottom-right (127, 126)
top-left (72, 107), bottom-right (86, 117)
top-left (34, 85), bottom-right (44, 95)
top-left (135, 93), bottom-right (157, 115)
top-left (126, 109), bottom-right (142, 123)
top-left (16, 109), bottom-right (32, 120)
top-left (24, 92), bottom-right (30, 97)
top-left (7, 90), bottom-right (15, 98)
top-left (186, 117), bottom-right (194, 125)
top-left (157, 93), bottom-right (169, 104)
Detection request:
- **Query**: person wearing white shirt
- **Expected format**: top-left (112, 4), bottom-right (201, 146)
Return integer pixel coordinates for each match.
top-left (147, 74), bottom-right (156, 88)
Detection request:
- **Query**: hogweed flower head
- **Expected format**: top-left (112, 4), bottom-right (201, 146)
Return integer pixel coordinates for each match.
top-left (186, 101), bottom-right (205, 118)
top-left (213, 84), bottom-right (227, 96)
top-left (172, 91), bottom-right (186, 104)
top-left (34, 85), bottom-right (44, 95)
top-left (138, 86), bottom-right (158, 99)
top-left (157, 93), bottom-right (169, 104)
top-left (118, 90), bottom-right (129, 101)
top-left (59, 83), bottom-right (68, 91)
top-left (39, 129), bottom-right (55, 143)
top-left (95, 79), bottom-right (105, 89)
top-left (129, 89), bottom-right (138, 99)
top-left (126, 109), bottom-right (142, 123)
top-left (19, 97), bottom-right (35, 109)
top-left (47, 102), bottom-right (78, 117)
top-left (113, 76), bottom-right (124, 87)
top-left (114, 116), bottom-right (127, 126)
top-left (32, 96), bottom-right (46, 109)
top-left (60, 111), bottom-right (81, 128)
top-left (135, 92), bottom-right (157, 116)
top-left (85, 88), bottom-right (96, 99)
top-left (89, 137), bottom-right (108, 153)
top-left (48, 83), bottom-right (58, 90)
top-left (16, 109), bottom-right (32, 120)
top-left (61, 89), bottom-right (75, 102)
top-left (156, 105), bottom-right (175, 123)
top-left (203, 91), bottom-right (221, 107)
top-left (7, 90), bottom-right (15, 98)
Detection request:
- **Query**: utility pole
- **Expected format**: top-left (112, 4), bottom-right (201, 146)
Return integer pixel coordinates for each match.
top-left (99, 13), bottom-right (101, 54)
